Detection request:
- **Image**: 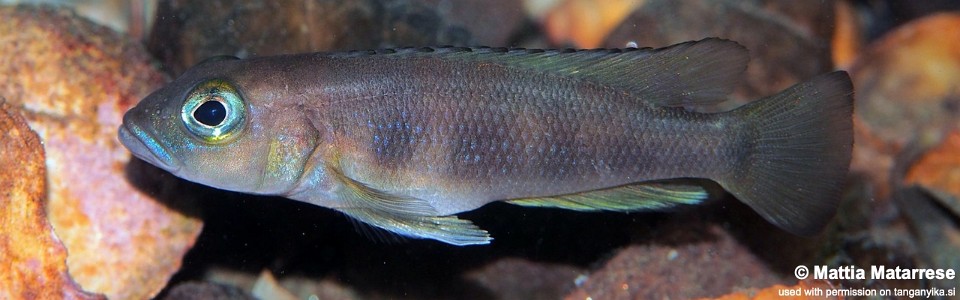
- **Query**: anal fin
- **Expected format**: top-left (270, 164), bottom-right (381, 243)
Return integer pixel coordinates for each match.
top-left (507, 182), bottom-right (707, 212)
top-left (337, 208), bottom-right (492, 246)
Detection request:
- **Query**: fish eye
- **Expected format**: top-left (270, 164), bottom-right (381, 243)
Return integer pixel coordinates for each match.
top-left (181, 79), bottom-right (245, 143)
top-left (194, 100), bottom-right (227, 126)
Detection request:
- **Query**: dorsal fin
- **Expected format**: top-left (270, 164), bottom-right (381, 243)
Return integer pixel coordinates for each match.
top-left (331, 38), bottom-right (750, 108)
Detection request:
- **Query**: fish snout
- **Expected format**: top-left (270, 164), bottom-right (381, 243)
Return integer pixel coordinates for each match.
top-left (118, 122), bottom-right (181, 173)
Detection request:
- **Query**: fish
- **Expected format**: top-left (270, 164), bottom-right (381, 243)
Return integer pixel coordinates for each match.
top-left (118, 38), bottom-right (854, 246)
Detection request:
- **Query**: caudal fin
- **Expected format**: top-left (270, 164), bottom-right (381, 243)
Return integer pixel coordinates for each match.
top-left (719, 71), bottom-right (853, 235)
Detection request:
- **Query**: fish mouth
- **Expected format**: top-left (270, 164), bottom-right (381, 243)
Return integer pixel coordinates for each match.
top-left (118, 123), bottom-right (181, 173)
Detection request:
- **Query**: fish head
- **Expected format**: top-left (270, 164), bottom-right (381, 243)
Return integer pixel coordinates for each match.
top-left (119, 57), bottom-right (321, 195)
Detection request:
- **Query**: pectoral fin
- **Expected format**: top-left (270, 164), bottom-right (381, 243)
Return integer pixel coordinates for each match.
top-left (329, 160), bottom-right (438, 216)
top-left (337, 208), bottom-right (492, 246)
top-left (507, 182), bottom-right (707, 211)
top-left (328, 157), bottom-right (491, 245)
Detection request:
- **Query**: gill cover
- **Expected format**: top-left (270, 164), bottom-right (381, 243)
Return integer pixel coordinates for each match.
top-left (181, 79), bottom-right (246, 143)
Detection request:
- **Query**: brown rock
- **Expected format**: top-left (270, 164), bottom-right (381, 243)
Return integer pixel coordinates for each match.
top-left (565, 225), bottom-right (783, 299)
top-left (0, 101), bottom-right (103, 299)
top-left (894, 187), bottom-right (960, 293)
top-left (604, 0), bottom-right (836, 103)
top-left (417, 0), bottom-right (526, 46)
top-left (466, 258), bottom-right (582, 300)
top-left (148, 0), bottom-right (476, 75)
top-left (0, 5), bottom-right (203, 299)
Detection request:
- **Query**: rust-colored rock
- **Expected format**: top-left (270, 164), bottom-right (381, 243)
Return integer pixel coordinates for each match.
top-left (0, 101), bottom-right (103, 300)
top-left (851, 13), bottom-right (960, 145)
top-left (906, 132), bottom-right (960, 200)
top-left (0, 6), bottom-right (203, 299)
top-left (703, 279), bottom-right (840, 300)
top-left (831, 0), bottom-right (864, 68)
top-left (849, 13), bottom-right (960, 200)
top-left (540, 0), bottom-right (644, 48)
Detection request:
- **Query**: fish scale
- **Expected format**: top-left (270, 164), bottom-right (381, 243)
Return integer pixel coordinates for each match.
top-left (337, 81), bottom-right (725, 205)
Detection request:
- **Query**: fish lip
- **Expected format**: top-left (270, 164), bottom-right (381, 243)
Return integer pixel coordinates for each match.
top-left (118, 123), bottom-right (181, 173)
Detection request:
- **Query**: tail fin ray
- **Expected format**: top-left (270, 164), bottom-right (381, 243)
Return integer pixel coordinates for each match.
top-left (720, 71), bottom-right (853, 235)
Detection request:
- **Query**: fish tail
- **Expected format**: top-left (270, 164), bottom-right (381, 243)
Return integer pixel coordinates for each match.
top-left (718, 71), bottom-right (853, 235)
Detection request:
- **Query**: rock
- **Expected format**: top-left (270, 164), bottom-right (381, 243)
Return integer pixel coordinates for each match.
top-left (162, 282), bottom-right (256, 300)
top-left (849, 13), bottom-right (960, 201)
top-left (565, 224), bottom-right (783, 299)
top-left (538, 0), bottom-right (643, 48)
top-left (703, 279), bottom-right (838, 300)
top-left (148, 0), bottom-right (476, 75)
top-left (0, 5), bottom-right (203, 299)
top-left (466, 258), bottom-right (582, 299)
top-left (603, 0), bottom-right (836, 104)
top-left (905, 131), bottom-right (960, 205)
top-left (418, 0), bottom-right (527, 46)
top-left (894, 188), bottom-right (960, 293)
top-left (0, 100), bottom-right (104, 300)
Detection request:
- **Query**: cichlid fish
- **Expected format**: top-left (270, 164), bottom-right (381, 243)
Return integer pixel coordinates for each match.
top-left (119, 39), bottom-right (853, 245)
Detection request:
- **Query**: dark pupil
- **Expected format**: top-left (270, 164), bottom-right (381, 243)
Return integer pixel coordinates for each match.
top-left (194, 100), bottom-right (227, 126)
